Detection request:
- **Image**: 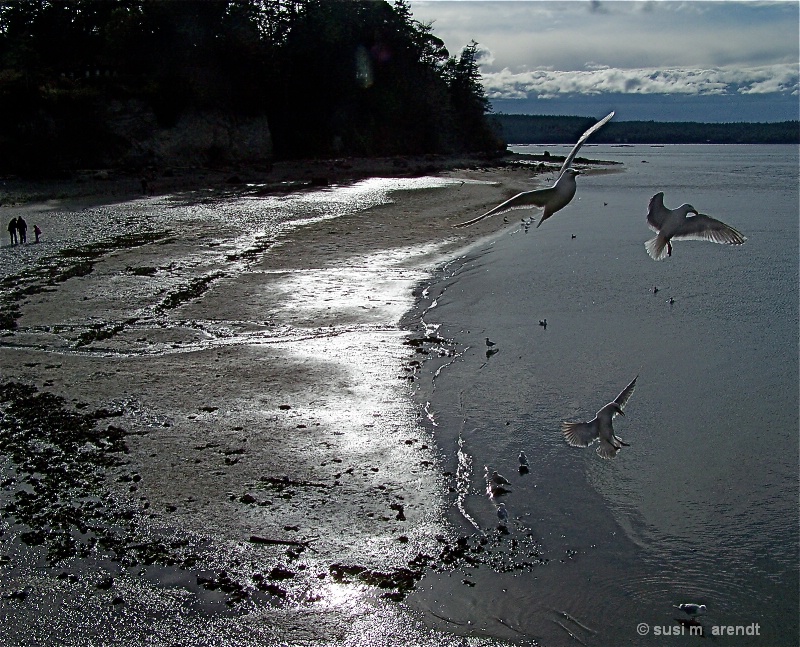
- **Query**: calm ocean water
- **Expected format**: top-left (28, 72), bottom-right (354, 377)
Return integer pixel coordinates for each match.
top-left (406, 145), bottom-right (799, 645)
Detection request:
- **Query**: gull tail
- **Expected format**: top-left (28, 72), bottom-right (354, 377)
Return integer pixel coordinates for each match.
top-left (595, 439), bottom-right (620, 459)
top-left (536, 211), bottom-right (552, 228)
top-left (645, 234), bottom-right (670, 261)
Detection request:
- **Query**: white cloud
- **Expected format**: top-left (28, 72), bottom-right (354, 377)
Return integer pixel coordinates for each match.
top-left (410, 1), bottom-right (800, 78)
top-left (481, 63), bottom-right (800, 99)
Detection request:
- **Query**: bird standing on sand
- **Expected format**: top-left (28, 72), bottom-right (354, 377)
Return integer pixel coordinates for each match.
top-left (491, 470), bottom-right (511, 486)
top-left (497, 503), bottom-right (509, 525)
top-left (518, 451), bottom-right (529, 467)
top-left (485, 337), bottom-right (496, 348)
top-left (561, 376), bottom-right (638, 459)
top-left (488, 468), bottom-right (512, 496)
top-left (454, 111), bottom-right (615, 229)
top-left (675, 603), bottom-right (707, 618)
top-left (645, 192), bottom-right (746, 261)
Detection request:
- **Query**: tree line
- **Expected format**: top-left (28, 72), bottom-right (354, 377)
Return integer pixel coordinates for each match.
top-left (0, 0), bottom-right (503, 174)
top-left (495, 114), bottom-right (800, 145)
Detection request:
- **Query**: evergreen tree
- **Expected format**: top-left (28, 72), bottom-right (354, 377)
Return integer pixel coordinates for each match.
top-left (0, 0), bottom-right (501, 173)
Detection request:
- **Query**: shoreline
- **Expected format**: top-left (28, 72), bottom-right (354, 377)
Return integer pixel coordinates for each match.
top-left (0, 154), bottom-right (610, 645)
top-left (0, 153), bottom-right (515, 208)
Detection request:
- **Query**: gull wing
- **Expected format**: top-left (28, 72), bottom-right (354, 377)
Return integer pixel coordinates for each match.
top-left (613, 375), bottom-right (638, 413)
top-left (646, 192), bottom-right (668, 232)
top-left (454, 187), bottom-right (555, 228)
top-left (671, 213), bottom-right (746, 245)
top-left (561, 419), bottom-right (599, 447)
top-left (558, 110), bottom-right (615, 178)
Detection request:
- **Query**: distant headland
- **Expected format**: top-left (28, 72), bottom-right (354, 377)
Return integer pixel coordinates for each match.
top-left (493, 114), bottom-right (800, 145)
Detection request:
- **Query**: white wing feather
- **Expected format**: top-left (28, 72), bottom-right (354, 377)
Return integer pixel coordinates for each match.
top-left (558, 111), bottom-right (615, 178)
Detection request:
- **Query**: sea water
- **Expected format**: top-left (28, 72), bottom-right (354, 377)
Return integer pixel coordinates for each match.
top-left (407, 144), bottom-right (799, 645)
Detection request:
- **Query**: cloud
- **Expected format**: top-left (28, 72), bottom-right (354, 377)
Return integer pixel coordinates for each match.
top-left (410, 1), bottom-right (799, 71)
top-left (473, 43), bottom-right (495, 66)
top-left (481, 63), bottom-right (800, 100)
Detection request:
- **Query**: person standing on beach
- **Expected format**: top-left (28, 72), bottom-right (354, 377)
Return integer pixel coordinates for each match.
top-left (16, 216), bottom-right (27, 244)
top-left (34, 224), bottom-right (42, 243)
top-left (7, 217), bottom-right (17, 245)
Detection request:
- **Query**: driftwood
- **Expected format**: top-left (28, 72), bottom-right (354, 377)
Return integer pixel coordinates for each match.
top-left (259, 476), bottom-right (328, 489)
top-left (248, 535), bottom-right (318, 552)
top-left (493, 616), bottom-right (528, 635)
top-left (556, 609), bottom-right (597, 635)
top-left (427, 611), bottom-right (468, 626)
top-left (552, 619), bottom-right (588, 646)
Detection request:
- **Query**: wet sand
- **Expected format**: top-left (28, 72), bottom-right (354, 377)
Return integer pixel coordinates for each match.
top-left (0, 155), bottom-right (564, 645)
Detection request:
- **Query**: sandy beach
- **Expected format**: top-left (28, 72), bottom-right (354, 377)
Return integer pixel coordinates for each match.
top-left (0, 154), bottom-right (557, 645)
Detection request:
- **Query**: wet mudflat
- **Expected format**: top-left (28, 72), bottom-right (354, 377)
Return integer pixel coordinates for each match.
top-left (0, 165), bottom-right (556, 646)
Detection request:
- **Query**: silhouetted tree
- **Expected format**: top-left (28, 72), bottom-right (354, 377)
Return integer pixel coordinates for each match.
top-left (0, 0), bottom-right (501, 173)
top-left (444, 40), bottom-right (500, 151)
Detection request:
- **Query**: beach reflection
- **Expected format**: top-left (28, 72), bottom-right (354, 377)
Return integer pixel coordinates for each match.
top-left (0, 175), bottom-right (495, 645)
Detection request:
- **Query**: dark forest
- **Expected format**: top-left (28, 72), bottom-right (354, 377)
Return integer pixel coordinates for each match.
top-left (0, 0), bottom-right (502, 174)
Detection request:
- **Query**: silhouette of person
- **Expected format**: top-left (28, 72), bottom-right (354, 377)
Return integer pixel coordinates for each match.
top-left (34, 224), bottom-right (42, 243)
top-left (7, 217), bottom-right (17, 245)
top-left (16, 216), bottom-right (27, 244)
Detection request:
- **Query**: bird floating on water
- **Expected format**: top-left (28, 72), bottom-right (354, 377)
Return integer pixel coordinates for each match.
top-left (675, 603), bottom-right (707, 618)
top-left (561, 375), bottom-right (638, 459)
top-left (539, 319), bottom-right (547, 329)
top-left (454, 111), bottom-right (614, 229)
top-left (645, 192), bottom-right (746, 261)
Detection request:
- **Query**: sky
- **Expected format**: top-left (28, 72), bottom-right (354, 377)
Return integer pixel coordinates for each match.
top-left (407, 0), bottom-right (800, 122)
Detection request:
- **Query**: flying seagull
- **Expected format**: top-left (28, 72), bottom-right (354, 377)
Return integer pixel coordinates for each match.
top-left (454, 111), bottom-right (614, 229)
top-left (645, 192), bottom-right (746, 261)
top-left (561, 375), bottom-right (637, 459)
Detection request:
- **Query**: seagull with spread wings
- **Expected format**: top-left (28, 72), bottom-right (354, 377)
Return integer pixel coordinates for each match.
top-left (561, 375), bottom-right (637, 459)
top-left (644, 192), bottom-right (746, 260)
top-left (455, 111), bottom-right (614, 229)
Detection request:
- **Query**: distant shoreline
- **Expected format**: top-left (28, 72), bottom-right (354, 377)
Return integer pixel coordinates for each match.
top-left (493, 113), bottom-right (800, 145)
